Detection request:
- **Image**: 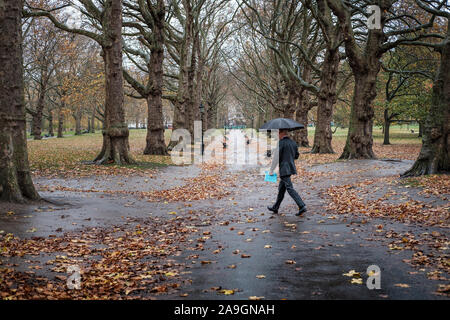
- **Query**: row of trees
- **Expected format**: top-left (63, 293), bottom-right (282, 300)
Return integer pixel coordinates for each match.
top-left (229, 0), bottom-right (448, 174)
top-left (1, 0), bottom-right (234, 201)
top-left (23, 19), bottom-right (105, 139)
top-left (0, 0), bottom-right (448, 202)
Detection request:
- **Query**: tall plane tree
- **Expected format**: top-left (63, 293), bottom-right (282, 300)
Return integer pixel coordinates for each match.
top-left (403, 0), bottom-right (449, 175)
top-left (327, 0), bottom-right (440, 159)
top-left (0, 0), bottom-right (40, 202)
top-left (27, 0), bottom-right (134, 164)
top-left (123, 0), bottom-right (168, 155)
top-left (305, 0), bottom-right (344, 154)
top-left (240, 0), bottom-right (322, 147)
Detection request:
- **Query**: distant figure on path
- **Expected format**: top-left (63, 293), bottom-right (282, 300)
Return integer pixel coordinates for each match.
top-left (267, 129), bottom-right (307, 216)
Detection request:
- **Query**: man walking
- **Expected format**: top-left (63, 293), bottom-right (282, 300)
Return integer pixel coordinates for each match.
top-left (267, 129), bottom-right (307, 216)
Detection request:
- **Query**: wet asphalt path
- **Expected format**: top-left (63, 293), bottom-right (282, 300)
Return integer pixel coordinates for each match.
top-left (0, 159), bottom-right (448, 300)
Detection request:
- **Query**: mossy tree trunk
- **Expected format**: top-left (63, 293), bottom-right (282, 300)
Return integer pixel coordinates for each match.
top-left (73, 112), bottom-right (82, 135)
top-left (0, 0), bottom-right (40, 203)
top-left (48, 110), bottom-right (54, 137)
top-left (143, 2), bottom-right (168, 156)
top-left (57, 108), bottom-right (64, 138)
top-left (311, 47), bottom-right (340, 154)
top-left (94, 0), bottom-right (133, 165)
top-left (403, 22), bottom-right (450, 176)
top-left (339, 70), bottom-right (378, 159)
top-left (383, 111), bottom-right (391, 145)
top-left (294, 97), bottom-right (311, 148)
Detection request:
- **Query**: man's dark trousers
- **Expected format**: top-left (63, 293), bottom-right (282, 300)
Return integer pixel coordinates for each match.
top-left (273, 175), bottom-right (305, 210)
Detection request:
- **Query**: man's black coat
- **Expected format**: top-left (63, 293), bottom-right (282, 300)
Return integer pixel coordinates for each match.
top-left (270, 136), bottom-right (299, 177)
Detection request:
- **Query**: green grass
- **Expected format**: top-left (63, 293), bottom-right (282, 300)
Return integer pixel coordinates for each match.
top-left (32, 124), bottom-right (420, 142)
top-left (27, 129), bottom-right (174, 175)
top-left (305, 125), bottom-right (421, 144)
top-left (102, 161), bottom-right (169, 170)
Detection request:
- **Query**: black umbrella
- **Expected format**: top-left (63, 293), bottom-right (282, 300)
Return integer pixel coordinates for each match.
top-left (259, 118), bottom-right (304, 131)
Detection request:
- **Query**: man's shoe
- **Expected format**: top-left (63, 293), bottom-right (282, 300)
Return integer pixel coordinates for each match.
top-left (267, 206), bottom-right (278, 214)
top-left (296, 206), bottom-right (307, 216)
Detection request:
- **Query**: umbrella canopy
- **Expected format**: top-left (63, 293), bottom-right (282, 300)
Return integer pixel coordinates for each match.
top-left (259, 118), bottom-right (305, 131)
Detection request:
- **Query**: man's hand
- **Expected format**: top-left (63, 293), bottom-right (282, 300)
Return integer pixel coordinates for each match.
top-left (269, 171), bottom-right (274, 176)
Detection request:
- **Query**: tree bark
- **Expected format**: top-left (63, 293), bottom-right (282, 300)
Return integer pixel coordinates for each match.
top-left (32, 113), bottom-right (42, 139)
top-left (32, 64), bottom-right (51, 140)
top-left (87, 116), bottom-right (92, 133)
top-left (144, 93), bottom-right (168, 155)
top-left (57, 108), bottom-right (64, 138)
top-left (339, 71), bottom-right (378, 159)
top-left (295, 96), bottom-right (310, 148)
top-left (48, 110), bottom-right (54, 137)
top-left (168, 100), bottom-right (185, 150)
top-left (206, 103), bottom-right (216, 129)
top-left (94, 0), bottom-right (133, 165)
top-left (282, 88), bottom-right (297, 119)
top-left (180, 0), bottom-right (195, 140)
top-left (403, 24), bottom-right (450, 176)
top-left (74, 112), bottom-right (82, 135)
top-left (0, 0), bottom-right (40, 202)
top-left (418, 120), bottom-right (423, 137)
top-left (32, 88), bottom-right (45, 140)
top-left (89, 107), bottom-right (95, 133)
top-left (293, 66), bottom-right (311, 147)
top-left (185, 35), bottom-right (197, 138)
top-left (143, 5), bottom-right (168, 156)
top-left (168, 1), bottom-right (192, 151)
top-left (326, 0), bottom-right (390, 160)
top-left (311, 48), bottom-right (339, 154)
top-left (383, 108), bottom-right (391, 145)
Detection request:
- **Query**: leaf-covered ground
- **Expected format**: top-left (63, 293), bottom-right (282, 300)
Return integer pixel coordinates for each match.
top-left (1, 130), bottom-right (448, 299)
top-left (28, 130), bottom-right (173, 178)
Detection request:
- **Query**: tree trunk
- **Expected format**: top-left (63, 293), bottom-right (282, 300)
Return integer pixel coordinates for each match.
top-left (32, 67), bottom-right (49, 140)
top-left (57, 108), bottom-right (64, 138)
top-left (32, 113), bottom-right (42, 140)
top-left (87, 116), bottom-right (91, 133)
top-left (144, 93), bottom-right (168, 155)
top-left (257, 112), bottom-right (264, 130)
top-left (311, 48), bottom-right (339, 154)
top-left (168, 2), bottom-right (191, 151)
top-left (418, 121), bottom-right (423, 137)
top-left (32, 90), bottom-right (44, 140)
top-left (282, 88), bottom-right (297, 119)
top-left (168, 100), bottom-right (185, 150)
top-left (186, 44), bottom-right (197, 138)
top-left (90, 107), bottom-right (95, 133)
top-left (0, 0), bottom-right (40, 202)
top-left (30, 117), bottom-right (34, 136)
top-left (383, 108), bottom-right (391, 145)
top-left (326, 0), bottom-right (389, 160)
top-left (293, 65), bottom-right (311, 147)
top-left (48, 110), bottom-right (54, 137)
top-left (74, 112), bottom-right (82, 135)
top-left (293, 87), bottom-right (311, 148)
top-left (403, 25), bottom-right (450, 176)
top-left (206, 103), bottom-right (216, 129)
top-left (295, 96), bottom-right (310, 148)
top-left (183, 2), bottom-right (196, 139)
top-left (144, 8), bottom-right (168, 156)
top-left (94, 0), bottom-right (133, 165)
top-left (339, 71), bottom-right (378, 159)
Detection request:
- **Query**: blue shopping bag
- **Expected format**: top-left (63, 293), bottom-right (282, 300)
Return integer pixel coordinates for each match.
top-left (264, 171), bottom-right (277, 183)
